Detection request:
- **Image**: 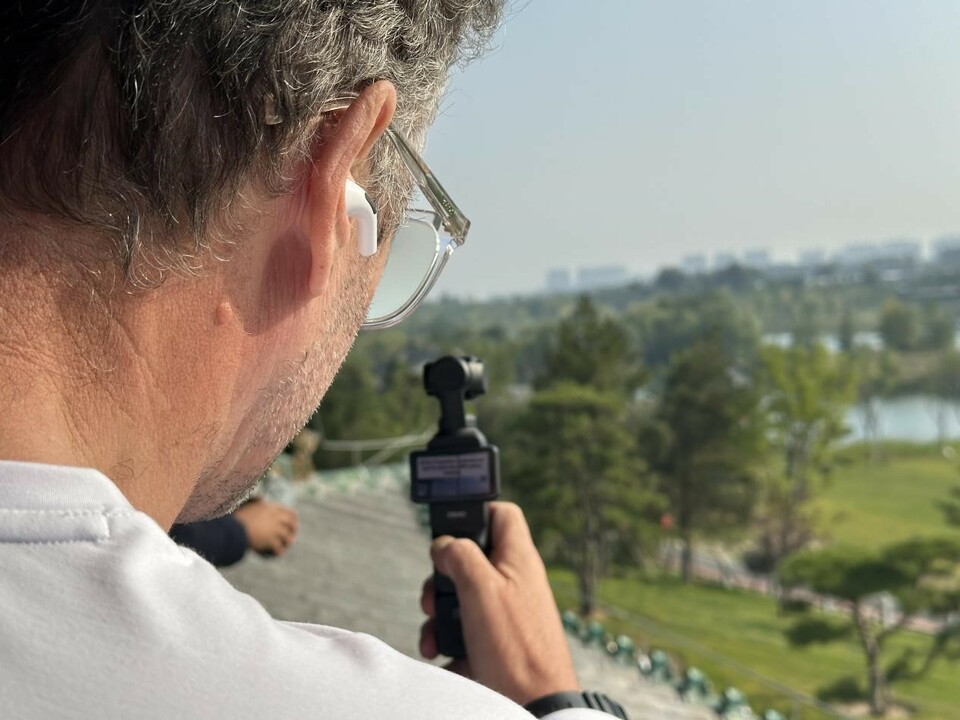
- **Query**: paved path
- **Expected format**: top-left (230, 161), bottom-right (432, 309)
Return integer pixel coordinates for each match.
top-left (221, 475), bottom-right (711, 720)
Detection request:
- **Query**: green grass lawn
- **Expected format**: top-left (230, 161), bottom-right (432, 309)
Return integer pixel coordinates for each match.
top-left (822, 443), bottom-right (960, 549)
top-left (547, 443), bottom-right (960, 718)
top-left (550, 570), bottom-right (959, 720)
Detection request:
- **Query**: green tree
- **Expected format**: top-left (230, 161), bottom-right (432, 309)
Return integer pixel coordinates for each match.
top-left (921, 350), bottom-right (960, 446)
top-left (536, 295), bottom-right (643, 393)
top-left (511, 323), bottom-right (555, 385)
top-left (643, 337), bottom-right (766, 582)
top-left (464, 325), bottom-right (519, 392)
top-left (710, 263), bottom-right (757, 293)
top-left (938, 486), bottom-right (960, 528)
top-left (629, 290), bottom-right (761, 369)
top-left (311, 354), bottom-right (390, 467)
top-left (781, 538), bottom-right (960, 717)
top-left (791, 298), bottom-right (820, 349)
top-left (507, 384), bottom-right (659, 616)
top-left (310, 354), bottom-right (435, 467)
top-left (852, 348), bottom-right (897, 463)
top-left (758, 344), bottom-right (857, 565)
top-left (928, 349), bottom-right (960, 399)
top-left (838, 309), bottom-right (855, 354)
top-left (653, 267), bottom-right (687, 293)
top-left (921, 304), bottom-right (955, 352)
top-left (378, 360), bottom-right (435, 434)
top-left (878, 299), bottom-right (920, 352)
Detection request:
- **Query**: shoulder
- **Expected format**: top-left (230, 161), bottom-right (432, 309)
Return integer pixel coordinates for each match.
top-left (2, 508), bottom-right (528, 719)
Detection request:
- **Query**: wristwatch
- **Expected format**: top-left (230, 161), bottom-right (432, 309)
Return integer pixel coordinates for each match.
top-left (524, 691), bottom-right (629, 719)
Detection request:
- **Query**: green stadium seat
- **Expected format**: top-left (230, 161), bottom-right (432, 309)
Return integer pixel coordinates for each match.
top-left (715, 687), bottom-right (755, 719)
top-left (676, 666), bottom-right (710, 703)
top-left (643, 648), bottom-right (674, 683)
top-left (581, 620), bottom-right (605, 647)
top-left (613, 634), bottom-right (635, 664)
top-left (561, 610), bottom-right (581, 635)
top-left (721, 709), bottom-right (757, 720)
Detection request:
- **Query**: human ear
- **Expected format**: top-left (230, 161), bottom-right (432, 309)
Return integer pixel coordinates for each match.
top-left (303, 81), bottom-right (396, 298)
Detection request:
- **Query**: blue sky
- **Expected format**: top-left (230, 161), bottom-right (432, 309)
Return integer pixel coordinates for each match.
top-left (421, 0), bottom-right (960, 299)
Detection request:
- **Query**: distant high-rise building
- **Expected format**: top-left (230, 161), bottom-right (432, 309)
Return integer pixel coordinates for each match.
top-left (743, 249), bottom-right (771, 269)
top-left (830, 240), bottom-right (921, 278)
top-left (714, 252), bottom-right (738, 270)
top-left (799, 249), bottom-right (827, 267)
top-left (546, 268), bottom-right (572, 294)
top-left (880, 239), bottom-right (922, 263)
top-left (832, 240), bottom-right (920, 267)
top-left (577, 265), bottom-right (629, 291)
top-left (681, 254), bottom-right (708, 275)
top-left (933, 235), bottom-right (960, 266)
top-left (834, 243), bottom-right (877, 267)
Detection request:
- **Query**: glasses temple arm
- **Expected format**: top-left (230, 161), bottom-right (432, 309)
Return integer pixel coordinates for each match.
top-left (385, 127), bottom-right (470, 245)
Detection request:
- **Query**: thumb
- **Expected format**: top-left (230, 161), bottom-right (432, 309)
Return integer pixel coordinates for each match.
top-left (430, 536), bottom-right (494, 593)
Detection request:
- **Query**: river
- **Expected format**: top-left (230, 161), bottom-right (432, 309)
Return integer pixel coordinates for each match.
top-left (762, 332), bottom-right (960, 443)
top-left (844, 395), bottom-right (960, 443)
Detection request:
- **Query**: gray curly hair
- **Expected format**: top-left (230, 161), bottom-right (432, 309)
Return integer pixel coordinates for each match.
top-left (0, 1), bottom-right (503, 284)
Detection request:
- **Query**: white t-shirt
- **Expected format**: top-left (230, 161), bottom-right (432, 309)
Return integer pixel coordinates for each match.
top-left (0, 461), bottom-right (606, 719)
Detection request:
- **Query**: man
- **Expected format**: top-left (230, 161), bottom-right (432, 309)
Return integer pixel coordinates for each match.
top-left (0, 3), bottom-right (625, 718)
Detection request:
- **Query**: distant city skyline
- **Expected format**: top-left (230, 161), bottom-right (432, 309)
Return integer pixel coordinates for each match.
top-left (540, 235), bottom-right (960, 296)
top-left (418, 1), bottom-right (960, 300)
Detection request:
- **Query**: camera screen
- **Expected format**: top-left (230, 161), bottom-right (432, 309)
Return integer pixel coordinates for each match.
top-left (413, 451), bottom-right (493, 501)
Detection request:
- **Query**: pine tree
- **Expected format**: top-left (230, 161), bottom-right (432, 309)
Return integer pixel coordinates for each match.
top-left (508, 384), bottom-right (659, 615)
top-left (643, 335), bottom-right (766, 582)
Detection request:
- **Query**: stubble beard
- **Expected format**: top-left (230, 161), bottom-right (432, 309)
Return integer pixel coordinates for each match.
top-left (176, 255), bottom-right (377, 523)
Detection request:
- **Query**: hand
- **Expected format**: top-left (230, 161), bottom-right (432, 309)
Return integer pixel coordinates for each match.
top-left (418, 502), bottom-right (580, 706)
top-left (232, 499), bottom-right (299, 557)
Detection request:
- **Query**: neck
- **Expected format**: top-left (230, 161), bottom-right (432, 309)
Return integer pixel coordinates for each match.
top-left (0, 208), bottom-right (321, 531)
top-left (0, 263), bottom-right (220, 530)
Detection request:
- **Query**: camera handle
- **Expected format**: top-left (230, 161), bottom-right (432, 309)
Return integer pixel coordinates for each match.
top-left (423, 356), bottom-right (492, 659)
top-left (429, 501), bottom-right (489, 658)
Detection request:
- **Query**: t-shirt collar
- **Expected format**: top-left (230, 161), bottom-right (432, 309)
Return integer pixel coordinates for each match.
top-left (0, 460), bottom-right (132, 510)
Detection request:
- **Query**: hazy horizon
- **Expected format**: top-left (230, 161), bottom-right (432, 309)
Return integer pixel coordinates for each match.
top-left (420, 1), bottom-right (960, 300)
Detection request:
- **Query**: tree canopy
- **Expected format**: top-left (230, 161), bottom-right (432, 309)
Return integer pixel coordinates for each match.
top-left (780, 537), bottom-right (960, 716)
top-left (506, 383), bottom-right (659, 615)
top-left (642, 335), bottom-right (765, 581)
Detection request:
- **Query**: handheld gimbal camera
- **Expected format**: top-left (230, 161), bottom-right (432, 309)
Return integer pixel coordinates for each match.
top-left (410, 356), bottom-right (500, 658)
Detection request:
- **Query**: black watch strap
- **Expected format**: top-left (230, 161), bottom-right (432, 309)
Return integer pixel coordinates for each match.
top-left (524, 691), bottom-right (629, 719)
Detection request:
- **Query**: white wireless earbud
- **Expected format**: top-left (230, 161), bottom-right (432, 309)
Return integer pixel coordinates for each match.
top-left (345, 179), bottom-right (378, 257)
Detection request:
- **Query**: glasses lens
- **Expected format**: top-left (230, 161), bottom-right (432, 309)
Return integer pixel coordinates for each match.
top-left (366, 217), bottom-right (439, 323)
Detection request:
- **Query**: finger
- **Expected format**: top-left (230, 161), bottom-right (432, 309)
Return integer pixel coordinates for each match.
top-left (280, 517), bottom-right (298, 539)
top-left (488, 502), bottom-right (538, 569)
top-left (272, 532), bottom-right (289, 556)
top-left (279, 508), bottom-right (299, 533)
top-left (420, 576), bottom-right (436, 617)
top-left (419, 618), bottom-right (439, 659)
top-left (430, 536), bottom-right (492, 594)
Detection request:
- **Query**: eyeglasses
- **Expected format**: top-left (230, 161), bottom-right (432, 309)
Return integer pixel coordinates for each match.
top-left (318, 95), bottom-right (470, 330)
